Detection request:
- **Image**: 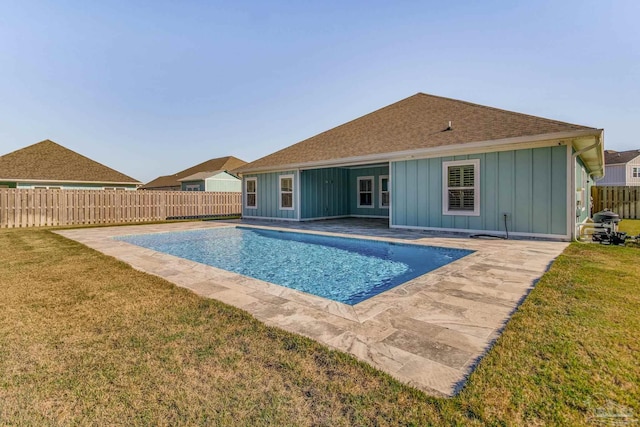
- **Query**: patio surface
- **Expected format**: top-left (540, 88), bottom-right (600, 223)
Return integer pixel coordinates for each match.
top-left (56, 219), bottom-right (568, 396)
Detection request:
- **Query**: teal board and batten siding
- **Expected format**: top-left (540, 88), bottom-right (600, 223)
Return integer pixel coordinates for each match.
top-left (391, 145), bottom-right (568, 236)
top-left (300, 168), bottom-right (350, 219)
top-left (348, 166), bottom-right (389, 217)
top-left (242, 171), bottom-right (297, 219)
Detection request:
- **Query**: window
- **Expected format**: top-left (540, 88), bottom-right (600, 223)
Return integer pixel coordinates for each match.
top-left (185, 184), bottom-right (200, 191)
top-left (442, 159), bottom-right (480, 216)
top-left (245, 178), bottom-right (257, 208)
top-left (379, 175), bottom-right (390, 208)
top-left (633, 167), bottom-right (640, 178)
top-left (357, 176), bottom-right (374, 208)
top-left (279, 175), bottom-right (294, 210)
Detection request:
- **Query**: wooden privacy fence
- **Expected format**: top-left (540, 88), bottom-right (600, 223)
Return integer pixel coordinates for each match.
top-left (0, 189), bottom-right (242, 228)
top-left (591, 186), bottom-right (640, 219)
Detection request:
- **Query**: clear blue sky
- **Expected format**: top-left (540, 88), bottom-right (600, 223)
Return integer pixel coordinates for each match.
top-left (1, 0), bottom-right (638, 183)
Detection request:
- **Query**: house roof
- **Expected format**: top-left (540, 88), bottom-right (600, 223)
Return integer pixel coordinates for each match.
top-left (140, 156), bottom-right (247, 189)
top-left (604, 149), bottom-right (640, 165)
top-left (0, 139), bottom-right (141, 184)
top-left (178, 170), bottom-right (240, 182)
top-left (237, 93), bottom-right (603, 173)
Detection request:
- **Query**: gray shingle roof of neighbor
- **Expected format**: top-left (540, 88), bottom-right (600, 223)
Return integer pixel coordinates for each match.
top-left (0, 139), bottom-right (141, 184)
top-left (140, 156), bottom-right (247, 189)
top-left (604, 149), bottom-right (640, 165)
top-left (236, 92), bottom-right (600, 173)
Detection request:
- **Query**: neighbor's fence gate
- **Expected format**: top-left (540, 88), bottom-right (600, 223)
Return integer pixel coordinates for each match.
top-left (592, 186), bottom-right (640, 219)
top-left (0, 189), bottom-right (242, 228)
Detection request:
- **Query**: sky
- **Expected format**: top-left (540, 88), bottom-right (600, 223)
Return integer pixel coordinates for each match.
top-left (1, 0), bottom-right (638, 183)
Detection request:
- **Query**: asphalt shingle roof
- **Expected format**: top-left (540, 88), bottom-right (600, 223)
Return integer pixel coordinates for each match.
top-left (604, 149), bottom-right (640, 165)
top-left (0, 139), bottom-right (141, 184)
top-left (238, 93), bottom-right (598, 172)
top-left (140, 156), bottom-right (247, 189)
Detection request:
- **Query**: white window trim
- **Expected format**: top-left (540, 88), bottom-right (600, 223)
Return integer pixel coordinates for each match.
top-left (379, 175), bottom-right (390, 209)
top-left (245, 177), bottom-right (257, 209)
top-left (184, 184), bottom-right (201, 191)
top-left (279, 174), bottom-right (294, 211)
top-left (633, 166), bottom-right (640, 178)
top-left (357, 176), bottom-right (375, 209)
top-left (442, 159), bottom-right (480, 216)
top-left (33, 185), bottom-right (60, 189)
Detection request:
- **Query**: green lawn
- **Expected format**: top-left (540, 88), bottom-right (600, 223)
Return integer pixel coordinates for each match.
top-left (620, 218), bottom-right (640, 236)
top-left (1, 223), bottom-right (639, 426)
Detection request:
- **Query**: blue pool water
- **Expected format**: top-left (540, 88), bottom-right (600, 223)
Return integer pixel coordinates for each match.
top-left (116, 227), bottom-right (473, 305)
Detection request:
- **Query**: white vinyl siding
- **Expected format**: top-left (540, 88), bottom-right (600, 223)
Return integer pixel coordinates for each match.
top-left (279, 175), bottom-right (294, 210)
top-left (357, 176), bottom-right (374, 208)
top-left (442, 159), bottom-right (480, 216)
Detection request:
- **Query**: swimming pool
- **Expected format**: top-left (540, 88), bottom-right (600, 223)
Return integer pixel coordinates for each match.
top-left (116, 227), bottom-right (473, 305)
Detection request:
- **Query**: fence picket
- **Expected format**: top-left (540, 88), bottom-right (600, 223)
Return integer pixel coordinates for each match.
top-left (591, 186), bottom-right (640, 220)
top-left (0, 189), bottom-right (242, 228)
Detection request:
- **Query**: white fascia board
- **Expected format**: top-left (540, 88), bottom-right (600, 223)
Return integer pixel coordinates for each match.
top-left (240, 129), bottom-right (602, 173)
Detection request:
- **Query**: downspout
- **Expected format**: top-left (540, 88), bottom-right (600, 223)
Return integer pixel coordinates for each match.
top-left (572, 138), bottom-right (602, 241)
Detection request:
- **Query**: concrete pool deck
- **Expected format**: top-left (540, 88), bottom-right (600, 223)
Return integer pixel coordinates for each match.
top-left (56, 220), bottom-right (568, 397)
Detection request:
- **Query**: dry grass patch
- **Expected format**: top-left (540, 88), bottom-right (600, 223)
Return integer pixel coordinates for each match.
top-left (0, 229), bottom-right (441, 426)
top-left (1, 225), bottom-right (639, 425)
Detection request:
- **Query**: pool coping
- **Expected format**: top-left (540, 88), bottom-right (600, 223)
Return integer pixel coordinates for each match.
top-left (56, 221), bottom-right (569, 397)
top-left (116, 224), bottom-right (477, 309)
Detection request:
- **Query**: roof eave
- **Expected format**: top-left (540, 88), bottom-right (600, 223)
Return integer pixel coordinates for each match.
top-left (572, 129), bottom-right (605, 178)
top-left (238, 129), bottom-right (603, 174)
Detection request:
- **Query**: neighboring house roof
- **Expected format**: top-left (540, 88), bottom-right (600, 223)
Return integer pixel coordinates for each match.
top-left (604, 149), bottom-right (640, 165)
top-left (140, 175), bottom-right (180, 189)
top-left (237, 93), bottom-right (602, 173)
top-left (140, 156), bottom-right (247, 189)
top-left (0, 139), bottom-right (141, 184)
top-left (178, 170), bottom-right (235, 181)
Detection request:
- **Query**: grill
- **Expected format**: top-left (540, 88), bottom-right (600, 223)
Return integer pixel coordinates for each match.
top-left (591, 209), bottom-right (625, 245)
top-left (592, 209), bottom-right (621, 227)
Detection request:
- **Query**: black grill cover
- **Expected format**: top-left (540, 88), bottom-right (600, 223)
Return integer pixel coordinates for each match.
top-left (593, 209), bottom-right (620, 224)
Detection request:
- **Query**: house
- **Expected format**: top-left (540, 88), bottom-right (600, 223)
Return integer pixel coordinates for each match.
top-left (0, 139), bottom-right (141, 190)
top-left (235, 93), bottom-right (605, 241)
top-left (178, 170), bottom-right (242, 192)
top-left (596, 149), bottom-right (640, 186)
top-left (140, 156), bottom-right (247, 191)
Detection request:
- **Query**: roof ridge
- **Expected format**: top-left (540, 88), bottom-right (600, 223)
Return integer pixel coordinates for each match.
top-left (412, 93), bottom-right (597, 130)
top-left (239, 92), bottom-right (596, 171)
top-left (1, 139), bottom-right (141, 183)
